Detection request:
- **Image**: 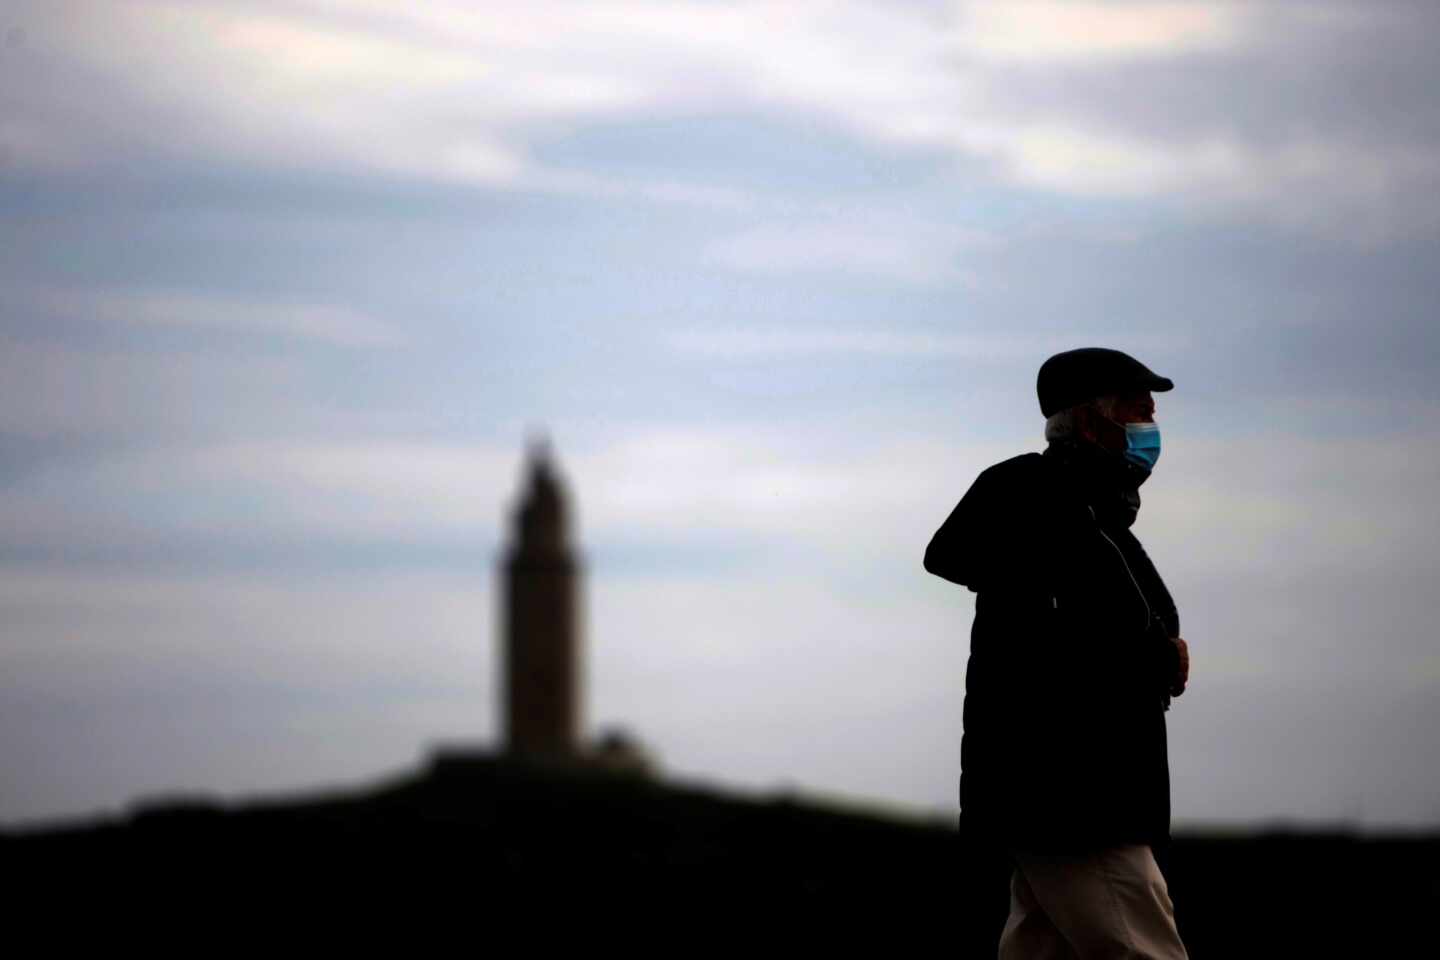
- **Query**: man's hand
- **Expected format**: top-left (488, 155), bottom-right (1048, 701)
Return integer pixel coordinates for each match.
top-left (1169, 636), bottom-right (1189, 697)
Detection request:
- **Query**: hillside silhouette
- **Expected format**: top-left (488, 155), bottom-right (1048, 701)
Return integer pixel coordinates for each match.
top-left (4, 751), bottom-right (1435, 952)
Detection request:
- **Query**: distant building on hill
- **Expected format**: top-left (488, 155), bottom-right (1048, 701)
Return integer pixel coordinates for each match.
top-left (502, 435), bottom-right (583, 758)
top-left (498, 433), bottom-right (656, 776)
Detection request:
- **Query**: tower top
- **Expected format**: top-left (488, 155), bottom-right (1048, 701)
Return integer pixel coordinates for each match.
top-left (525, 426), bottom-right (553, 465)
top-left (511, 431), bottom-right (570, 556)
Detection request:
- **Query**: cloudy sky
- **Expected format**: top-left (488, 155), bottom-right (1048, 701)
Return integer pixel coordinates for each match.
top-left (3, 0), bottom-right (1438, 828)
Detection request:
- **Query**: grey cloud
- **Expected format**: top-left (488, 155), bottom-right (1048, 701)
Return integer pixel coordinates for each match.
top-left (0, 678), bottom-right (490, 824)
top-left (0, 568), bottom-right (495, 822)
top-left (0, 340), bottom-right (311, 441)
top-left (9, 0), bottom-right (1436, 234)
top-left (1170, 677), bottom-right (1440, 827)
top-left (976, 5), bottom-right (1440, 147)
top-left (953, 3), bottom-right (1440, 233)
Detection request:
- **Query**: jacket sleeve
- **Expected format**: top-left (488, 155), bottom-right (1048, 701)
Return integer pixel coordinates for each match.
top-left (924, 462), bottom-right (1044, 592)
top-left (922, 496), bottom-right (973, 586)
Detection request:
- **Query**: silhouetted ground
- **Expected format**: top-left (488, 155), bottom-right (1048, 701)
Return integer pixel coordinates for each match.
top-left (3, 752), bottom-right (1435, 952)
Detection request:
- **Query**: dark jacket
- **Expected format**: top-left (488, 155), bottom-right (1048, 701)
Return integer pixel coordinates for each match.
top-left (924, 442), bottom-right (1180, 853)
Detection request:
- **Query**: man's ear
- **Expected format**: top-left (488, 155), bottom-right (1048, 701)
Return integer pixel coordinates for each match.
top-left (1075, 402), bottom-right (1127, 453)
top-left (1072, 404), bottom-right (1101, 446)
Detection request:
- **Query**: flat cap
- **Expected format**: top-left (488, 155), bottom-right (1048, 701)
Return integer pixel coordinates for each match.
top-left (1037, 347), bottom-right (1174, 418)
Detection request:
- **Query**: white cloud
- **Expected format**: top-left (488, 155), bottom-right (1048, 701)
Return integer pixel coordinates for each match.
top-left (49, 289), bottom-right (401, 348)
top-left (981, 123), bottom-right (1249, 198)
top-left (960, 1), bottom-right (1243, 62)
top-left (667, 327), bottom-right (1033, 359)
top-left (0, 569), bottom-right (489, 690)
top-left (21, 419), bottom-right (1436, 603)
top-left (665, 324), bottom-right (1187, 361)
top-left (2, 422), bottom-right (1005, 568)
top-left (967, 125), bottom-right (1440, 238)
top-left (704, 219), bottom-right (987, 284)
top-left (571, 421), bottom-right (1440, 699)
top-left (52, 439), bottom-right (520, 540)
top-left (0, 340), bottom-right (305, 438)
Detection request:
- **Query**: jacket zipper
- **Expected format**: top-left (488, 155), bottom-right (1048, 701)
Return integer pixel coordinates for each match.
top-left (1088, 505), bottom-right (1151, 631)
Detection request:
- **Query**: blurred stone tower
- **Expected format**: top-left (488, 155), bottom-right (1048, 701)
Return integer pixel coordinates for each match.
top-left (501, 435), bottom-right (582, 759)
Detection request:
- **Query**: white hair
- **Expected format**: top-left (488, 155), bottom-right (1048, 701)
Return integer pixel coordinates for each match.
top-left (1044, 394), bottom-right (1121, 442)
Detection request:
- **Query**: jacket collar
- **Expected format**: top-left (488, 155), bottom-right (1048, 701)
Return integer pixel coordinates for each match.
top-left (1043, 438), bottom-right (1146, 529)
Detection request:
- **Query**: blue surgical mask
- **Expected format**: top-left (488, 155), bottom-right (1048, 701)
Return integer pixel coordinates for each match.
top-left (1121, 421), bottom-right (1161, 471)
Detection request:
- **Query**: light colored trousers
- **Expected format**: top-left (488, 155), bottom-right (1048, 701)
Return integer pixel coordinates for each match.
top-left (998, 844), bottom-right (1189, 960)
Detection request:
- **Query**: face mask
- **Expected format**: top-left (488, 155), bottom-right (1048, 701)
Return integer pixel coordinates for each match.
top-left (1120, 421), bottom-right (1161, 471)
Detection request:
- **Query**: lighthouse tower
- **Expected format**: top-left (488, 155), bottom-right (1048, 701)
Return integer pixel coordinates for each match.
top-left (501, 436), bottom-right (582, 758)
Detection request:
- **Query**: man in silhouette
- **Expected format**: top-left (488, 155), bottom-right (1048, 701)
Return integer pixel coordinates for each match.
top-left (925, 347), bottom-right (1190, 959)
